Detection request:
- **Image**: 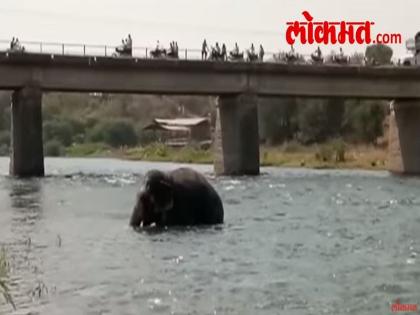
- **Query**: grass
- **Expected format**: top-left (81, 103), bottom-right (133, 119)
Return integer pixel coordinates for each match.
top-left (261, 141), bottom-right (386, 170)
top-left (0, 248), bottom-right (15, 310)
top-left (60, 140), bottom-right (387, 171)
top-left (65, 142), bottom-right (112, 157)
top-left (123, 143), bottom-right (213, 164)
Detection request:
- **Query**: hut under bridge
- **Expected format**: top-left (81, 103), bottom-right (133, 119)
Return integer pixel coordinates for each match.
top-left (143, 117), bottom-right (212, 148)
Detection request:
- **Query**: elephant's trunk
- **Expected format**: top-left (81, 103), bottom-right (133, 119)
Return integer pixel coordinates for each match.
top-left (129, 191), bottom-right (156, 228)
top-left (129, 202), bottom-right (143, 228)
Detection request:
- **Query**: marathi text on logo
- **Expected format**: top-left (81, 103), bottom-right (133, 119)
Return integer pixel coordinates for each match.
top-left (285, 11), bottom-right (374, 45)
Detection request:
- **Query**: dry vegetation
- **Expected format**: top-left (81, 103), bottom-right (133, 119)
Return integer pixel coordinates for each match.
top-left (0, 248), bottom-right (15, 310)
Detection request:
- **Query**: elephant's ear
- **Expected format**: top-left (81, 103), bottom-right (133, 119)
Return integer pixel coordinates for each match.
top-left (152, 178), bottom-right (174, 213)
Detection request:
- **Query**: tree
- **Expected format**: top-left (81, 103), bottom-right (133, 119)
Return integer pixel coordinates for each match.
top-left (43, 119), bottom-right (74, 146)
top-left (350, 52), bottom-right (365, 65)
top-left (296, 99), bottom-right (330, 144)
top-left (88, 120), bottom-right (138, 148)
top-left (259, 97), bottom-right (298, 144)
top-left (0, 92), bottom-right (11, 131)
top-left (342, 100), bottom-right (386, 143)
top-left (365, 44), bottom-right (393, 65)
top-left (44, 140), bottom-right (64, 157)
top-left (325, 98), bottom-right (345, 137)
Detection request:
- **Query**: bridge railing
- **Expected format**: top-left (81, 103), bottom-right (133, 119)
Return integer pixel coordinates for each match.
top-left (0, 39), bottom-right (403, 65)
top-left (0, 39), bottom-right (323, 63)
top-left (0, 39), bottom-right (212, 60)
top-left (0, 39), bottom-right (144, 58)
top-left (0, 39), bottom-right (282, 62)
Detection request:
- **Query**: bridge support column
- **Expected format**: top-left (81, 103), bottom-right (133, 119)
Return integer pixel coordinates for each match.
top-left (214, 93), bottom-right (260, 176)
top-left (388, 99), bottom-right (420, 175)
top-left (10, 86), bottom-right (44, 177)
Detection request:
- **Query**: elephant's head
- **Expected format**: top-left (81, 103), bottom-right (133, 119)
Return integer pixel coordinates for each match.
top-left (129, 170), bottom-right (174, 228)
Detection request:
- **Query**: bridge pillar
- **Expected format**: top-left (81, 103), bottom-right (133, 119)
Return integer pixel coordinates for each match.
top-left (10, 86), bottom-right (45, 177)
top-left (388, 99), bottom-right (420, 175)
top-left (214, 92), bottom-right (260, 176)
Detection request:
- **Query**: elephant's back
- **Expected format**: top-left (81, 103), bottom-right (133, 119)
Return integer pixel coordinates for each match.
top-left (169, 168), bottom-right (224, 224)
top-left (170, 167), bottom-right (209, 185)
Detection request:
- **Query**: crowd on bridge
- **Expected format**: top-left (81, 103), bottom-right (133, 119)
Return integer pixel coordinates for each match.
top-left (200, 39), bottom-right (265, 62)
top-left (114, 34), bottom-right (132, 56)
top-left (5, 34), bottom-right (395, 66)
top-left (112, 35), bottom-right (266, 62)
top-left (110, 34), bottom-right (352, 65)
top-left (8, 37), bottom-right (25, 52)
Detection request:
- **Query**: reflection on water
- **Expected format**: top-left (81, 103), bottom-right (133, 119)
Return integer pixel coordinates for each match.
top-left (0, 157), bottom-right (420, 315)
top-left (1, 178), bottom-right (47, 314)
top-left (9, 179), bottom-right (43, 230)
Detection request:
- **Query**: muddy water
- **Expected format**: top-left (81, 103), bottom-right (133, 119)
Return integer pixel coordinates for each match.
top-left (0, 157), bottom-right (419, 315)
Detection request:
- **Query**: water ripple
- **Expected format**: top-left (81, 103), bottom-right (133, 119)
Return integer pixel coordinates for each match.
top-left (1, 158), bottom-right (420, 315)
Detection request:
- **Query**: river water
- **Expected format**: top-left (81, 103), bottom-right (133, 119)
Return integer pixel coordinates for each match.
top-left (0, 157), bottom-right (419, 315)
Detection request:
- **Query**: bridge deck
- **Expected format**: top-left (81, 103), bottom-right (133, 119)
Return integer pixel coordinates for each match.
top-left (1, 53), bottom-right (420, 98)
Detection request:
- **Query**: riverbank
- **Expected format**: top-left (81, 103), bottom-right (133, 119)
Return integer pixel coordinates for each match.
top-left (64, 141), bottom-right (387, 171)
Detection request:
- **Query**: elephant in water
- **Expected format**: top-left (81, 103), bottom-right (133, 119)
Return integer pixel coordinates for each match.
top-left (130, 168), bottom-right (224, 228)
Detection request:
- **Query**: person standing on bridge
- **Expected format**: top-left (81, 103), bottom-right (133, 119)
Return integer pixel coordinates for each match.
top-left (202, 39), bottom-right (208, 60)
top-left (13, 38), bottom-right (23, 51)
top-left (317, 46), bottom-right (322, 58)
top-left (215, 42), bottom-right (221, 55)
top-left (290, 45), bottom-right (295, 54)
top-left (126, 34), bottom-right (132, 55)
top-left (222, 43), bottom-right (227, 61)
top-left (250, 43), bottom-right (255, 56)
top-left (259, 44), bottom-right (264, 62)
top-left (233, 42), bottom-right (239, 55)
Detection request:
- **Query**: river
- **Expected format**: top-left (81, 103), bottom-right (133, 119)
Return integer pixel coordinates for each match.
top-left (0, 157), bottom-right (419, 315)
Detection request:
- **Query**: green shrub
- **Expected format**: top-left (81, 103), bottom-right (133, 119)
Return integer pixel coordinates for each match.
top-left (43, 119), bottom-right (74, 146)
top-left (342, 101), bottom-right (386, 143)
top-left (0, 131), bottom-right (10, 147)
top-left (137, 129), bottom-right (160, 145)
top-left (0, 104), bottom-right (11, 131)
top-left (86, 124), bottom-right (105, 143)
top-left (103, 120), bottom-right (137, 147)
top-left (44, 140), bottom-right (64, 157)
top-left (67, 118), bottom-right (85, 135)
top-left (297, 100), bottom-right (329, 144)
top-left (0, 144), bottom-right (9, 156)
top-left (87, 120), bottom-right (137, 148)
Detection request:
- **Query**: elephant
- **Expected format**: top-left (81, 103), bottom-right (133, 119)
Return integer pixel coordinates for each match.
top-left (130, 168), bottom-right (224, 228)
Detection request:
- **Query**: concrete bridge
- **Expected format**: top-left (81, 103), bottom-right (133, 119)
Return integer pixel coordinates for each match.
top-left (1, 52), bottom-right (420, 176)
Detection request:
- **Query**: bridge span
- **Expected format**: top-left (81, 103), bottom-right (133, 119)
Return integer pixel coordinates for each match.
top-left (2, 53), bottom-right (420, 98)
top-left (1, 53), bottom-right (420, 176)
